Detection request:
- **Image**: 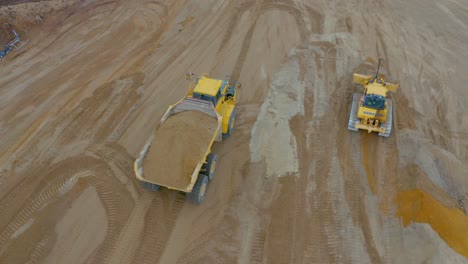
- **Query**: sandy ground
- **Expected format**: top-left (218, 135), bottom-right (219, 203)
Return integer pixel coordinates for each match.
top-left (0, 0), bottom-right (467, 263)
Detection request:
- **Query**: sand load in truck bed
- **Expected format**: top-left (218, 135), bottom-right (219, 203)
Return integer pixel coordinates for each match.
top-left (142, 110), bottom-right (218, 189)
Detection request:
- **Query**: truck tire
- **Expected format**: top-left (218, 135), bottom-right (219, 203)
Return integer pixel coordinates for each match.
top-left (187, 174), bottom-right (209, 204)
top-left (223, 108), bottom-right (237, 138)
top-left (141, 181), bottom-right (161, 192)
top-left (204, 153), bottom-right (218, 181)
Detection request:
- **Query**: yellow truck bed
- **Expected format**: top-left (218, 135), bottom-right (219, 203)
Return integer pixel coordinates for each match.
top-left (134, 98), bottom-right (222, 192)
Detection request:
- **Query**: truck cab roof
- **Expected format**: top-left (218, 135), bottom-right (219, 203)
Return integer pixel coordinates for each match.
top-left (193, 76), bottom-right (226, 96)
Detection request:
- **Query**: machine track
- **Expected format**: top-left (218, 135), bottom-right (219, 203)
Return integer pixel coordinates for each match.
top-left (378, 99), bottom-right (392, 137)
top-left (347, 93), bottom-right (360, 132)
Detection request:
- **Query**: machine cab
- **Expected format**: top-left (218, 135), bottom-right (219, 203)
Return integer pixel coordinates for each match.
top-left (192, 76), bottom-right (236, 108)
top-left (362, 94), bottom-right (386, 110)
top-left (187, 74), bottom-right (238, 136)
top-left (362, 82), bottom-right (387, 110)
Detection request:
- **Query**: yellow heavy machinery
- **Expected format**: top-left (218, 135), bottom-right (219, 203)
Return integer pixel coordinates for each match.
top-left (186, 73), bottom-right (239, 137)
top-left (348, 58), bottom-right (399, 137)
top-left (134, 73), bottom-right (239, 203)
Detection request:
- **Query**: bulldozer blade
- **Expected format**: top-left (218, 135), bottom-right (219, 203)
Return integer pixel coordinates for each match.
top-left (353, 74), bottom-right (372, 86)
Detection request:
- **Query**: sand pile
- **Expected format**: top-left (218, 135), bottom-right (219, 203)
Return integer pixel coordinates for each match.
top-left (0, 0), bottom-right (76, 28)
top-left (142, 110), bottom-right (218, 189)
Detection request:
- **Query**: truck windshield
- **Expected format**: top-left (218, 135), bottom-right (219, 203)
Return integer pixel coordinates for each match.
top-left (363, 94), bottom-right (386, 110)
top-left (193, 92), bottom-right (216, 106)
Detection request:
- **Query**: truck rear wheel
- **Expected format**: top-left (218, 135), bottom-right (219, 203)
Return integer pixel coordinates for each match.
top-left (205, 153), bottom-right (218, 181)
top-left (187, 174), bottom-right (209, 204)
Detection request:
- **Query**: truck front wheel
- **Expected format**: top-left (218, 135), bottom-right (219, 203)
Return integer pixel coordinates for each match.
top-left (187, 174), bottom-right (209, 204)
top-left (224, 108), bottom-right (237, 137)
top-left (205, 153), bottom-right (218, 181)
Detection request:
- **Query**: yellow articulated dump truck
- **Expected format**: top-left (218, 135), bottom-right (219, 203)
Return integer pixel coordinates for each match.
top-left (348, 58), bottom-right (399, 137)
top-left (134, 74), bottom-right (239, 203)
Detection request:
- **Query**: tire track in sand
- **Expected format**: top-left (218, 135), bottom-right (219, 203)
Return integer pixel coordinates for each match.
top-left (87, 142), bottom-right (192, 264)
top-left (89, 143), bottom-right (135, 178)
top-left (85, 142), bottom-right (158, 264)
top-left (88, 142), bottom-right (141, 192)
top-left (58, 73), bottom-right (144, 145)
top-left (25, 232), bottom-right (55, 264)
top-left (0, 165), bottom-right (46, 231)
top-left (0, 72), bottom-right (145, 169)
top-left (249, 226), bottom-right (267, 264)
top-left (0, 72), bottom-right (146, 262)
top-left (216, 1), bottom-right (254, 55)
top-left (219, 2), bottom-right (321, 262)
top-left (359, 112), bottom-right (400, 264)
top-left (174, 108), bottom-right (253, 264)
top-left (102, 193), bottom-right (154, 264)
top-left (0, 2), bottom-right (181, 263)
top-left (130, 192), bottom-right (186, 264)
top-left (228, 0), bottom-right (312, 82)
top-left (0, 156), bottom-right (134, 264)
top-left (296, 44), bottom-right (340, 263)
top-left (336, 80), bottom-right (382, 264)
top-left (176, 228), bottom-right (218, 264)
top-left (303, 41), bottom-right (375, 262)
top-left (284, 50), bottom-right (311, 264)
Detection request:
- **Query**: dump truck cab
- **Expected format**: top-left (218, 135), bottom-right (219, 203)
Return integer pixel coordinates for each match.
top-left (188, 75), bottom-right (238, 137)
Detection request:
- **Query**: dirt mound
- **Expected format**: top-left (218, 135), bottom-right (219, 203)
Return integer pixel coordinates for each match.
top-left (142, 110), bottom-right (218, 190)
top-left (0, 0), bottom-right (42, 6)
top-left (0, 0), bottom-right (75, 41)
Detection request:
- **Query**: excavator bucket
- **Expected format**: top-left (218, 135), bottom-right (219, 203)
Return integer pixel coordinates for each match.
top-left (353, 73), bottom-right (372, 86)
